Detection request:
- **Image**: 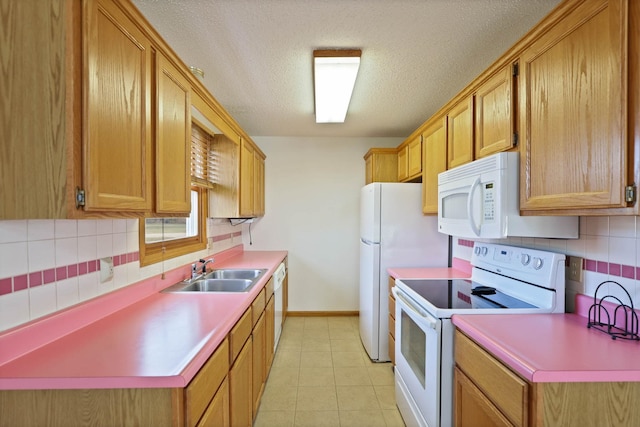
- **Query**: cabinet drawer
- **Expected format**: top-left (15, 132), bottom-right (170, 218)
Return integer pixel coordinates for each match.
top-left (388, 276), bottom-right (396, 295)
top-left (251, 288), bottom-right (266, 327)
top-left (388, 333), bottom-right (395, 365)
top-left (388, 313), bottom-right (395, 339)
top-left (388, 294), bottom-right (395, 320)
top-left (185, 338), bottom-right (229, 427)
top-left (230, 308), bottom-right (252, 363)
top-left (455, 330), bottom-right (527, 427)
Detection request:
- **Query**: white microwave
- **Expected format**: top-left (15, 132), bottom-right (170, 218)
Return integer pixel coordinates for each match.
top-left (437, 152), bottom-right (578, 239)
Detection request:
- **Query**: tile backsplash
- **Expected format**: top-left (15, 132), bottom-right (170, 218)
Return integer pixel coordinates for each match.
top-left (452, 216), bottom-right (640, 313)
top-left (0, 218), bottom-right (244, 331)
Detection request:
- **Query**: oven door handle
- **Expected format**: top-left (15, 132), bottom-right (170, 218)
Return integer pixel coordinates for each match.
top-left (393, 287), bottom-right (438, 330)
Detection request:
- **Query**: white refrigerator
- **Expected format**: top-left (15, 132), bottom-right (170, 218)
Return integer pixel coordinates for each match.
top-left (359, 182), bottom-right (449, 362)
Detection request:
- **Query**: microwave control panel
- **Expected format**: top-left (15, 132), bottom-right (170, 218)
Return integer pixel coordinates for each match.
top-left (483, 182), bottom-right (495, 222)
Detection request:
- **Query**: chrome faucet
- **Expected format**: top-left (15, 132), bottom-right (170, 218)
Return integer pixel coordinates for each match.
top-left (191, 258), bottom-right (215, 280)
top-left (200, 258), bottom-right (214, 274)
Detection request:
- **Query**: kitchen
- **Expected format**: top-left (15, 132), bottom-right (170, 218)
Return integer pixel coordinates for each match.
top-left (2, 0), bottom-right (640, 426)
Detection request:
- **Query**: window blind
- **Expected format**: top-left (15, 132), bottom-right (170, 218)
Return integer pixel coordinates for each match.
top-left (191, 123), bottom-right (216, 189)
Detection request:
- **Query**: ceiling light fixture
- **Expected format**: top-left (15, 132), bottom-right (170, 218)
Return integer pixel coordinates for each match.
top-left (313, 49), bottom-right (361, 123)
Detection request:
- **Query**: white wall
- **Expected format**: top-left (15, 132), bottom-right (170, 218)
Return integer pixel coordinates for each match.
top-left (246, 137), bottom-right (402, 312)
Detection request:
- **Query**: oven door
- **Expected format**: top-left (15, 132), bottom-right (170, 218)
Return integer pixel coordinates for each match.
top-left (393, 286), bottom-right (441, 427)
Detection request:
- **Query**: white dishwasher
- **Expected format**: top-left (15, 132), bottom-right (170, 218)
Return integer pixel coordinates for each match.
top-left (273, 262), bottom-right (287, 350)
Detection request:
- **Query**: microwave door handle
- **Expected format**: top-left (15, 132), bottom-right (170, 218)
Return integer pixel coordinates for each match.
top-left (392, 287), bottom-right (438, 330)
top-left (467, 177), bottom-right (481, 237)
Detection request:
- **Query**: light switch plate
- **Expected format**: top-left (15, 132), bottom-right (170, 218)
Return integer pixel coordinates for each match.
top-left (100, 257), bottom-right (114, 283)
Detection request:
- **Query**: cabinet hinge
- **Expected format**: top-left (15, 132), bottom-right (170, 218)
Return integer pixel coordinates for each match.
top-left (75, 187), bottom-right (86, 208)
top-left (512, 63), bottom-right (519, 77)
top-left (512, 132), bottom-right (519, 147)
top-left (625, 185), bottom-right (636, 203)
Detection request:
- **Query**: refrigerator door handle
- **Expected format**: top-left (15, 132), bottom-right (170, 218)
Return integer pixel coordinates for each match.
top-left (361, 238), bottom-right (378, 245)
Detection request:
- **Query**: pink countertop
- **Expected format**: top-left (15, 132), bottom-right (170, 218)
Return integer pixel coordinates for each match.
top-left (0, 249), bottom-right (287, 390)
top-left (452, 297), bottom-right (640, 383)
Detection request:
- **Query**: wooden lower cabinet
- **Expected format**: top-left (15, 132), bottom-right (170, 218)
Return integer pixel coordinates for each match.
top-left (0, 275), bottom-right (285, 427)
top-left (230, 337), bottom-right (253, 427)
top-left (198, 377), bottom-right (230, 427)
top-left (454, 329), bottom-right (640, 427)
top-left (185, 338), bottom-right (230, 427)
top-left (454, 367), bottom-right (515, 427)
top-left (265, 295), bottom-right (275, 376)
top-left (252, 311), bottom-right (266, 416)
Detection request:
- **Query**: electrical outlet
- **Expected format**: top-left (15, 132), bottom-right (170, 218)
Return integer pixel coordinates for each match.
top-left (100, 257), bottom-right (114, 283)
top-left (567, 256), bottom-right (583, 284)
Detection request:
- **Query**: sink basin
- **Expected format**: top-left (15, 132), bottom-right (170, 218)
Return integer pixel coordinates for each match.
top-left (203, 268), bottom-right (267, 280)
top-left (162, 268), bottom-right (267, 293)
top-left (182, 278), bottom-right (255, 292)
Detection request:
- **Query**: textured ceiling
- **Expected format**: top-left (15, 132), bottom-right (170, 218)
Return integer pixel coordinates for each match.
top-left (132, 0), bottom-right (562, 138)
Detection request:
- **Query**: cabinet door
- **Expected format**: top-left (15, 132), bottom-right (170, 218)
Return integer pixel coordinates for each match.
top-left (156, 53), bottom-right (191, 214)
top-left (475, 64), bottom-right (514, 158)
top-left (397, 145), bottom-right (409, 181)
top-left (253, 151), bottom-right (265, 217)
top-left (365, 155), bottom-right (374, 184)
top-left (184, 339), bottom-right (229, 427)
top-left (407, 137), bottom-right (422, 178)
top-left (265, 295), bottom-right (275, 378)
top-left (252, 311), bottom-right (266, 416)
top-left (454, 367), bottom-right (514, 427)
top-left (364, 149), bottom-right (398, 183)
top-left (239, 139), bottom-right (255, 216)
top-left (447, 96), bottom-right (474, 169)
top-left (422, 117), bottom-right (447, 214)
top-left (198, 377), bottom-right (230, 427)
top-left (83, 0), bottom-right (152, 212)
top-left (229, 338), bottom-right (253, 427)
top-left (1, 0), bottom-right (68, 219)
top-left (519, 0), bottom-right (628, 210)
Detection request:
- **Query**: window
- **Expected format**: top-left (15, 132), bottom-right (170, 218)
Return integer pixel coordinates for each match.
top-left (139, 122), bottom-right (215, 266)
top-left (144, 191), bottom-right (199, 244)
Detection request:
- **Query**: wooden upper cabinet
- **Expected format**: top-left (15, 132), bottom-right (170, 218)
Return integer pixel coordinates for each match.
top-left (474, 64), bottom-right (515, 159)
top-left (364, 148), bottom-right (398, 184)
top-left (519, 0), bottom-right (629, 211)
top-left (239, 139), bottom-right (255, 217)
top-left (422, 117), bottom-right (447, 214)
top-left (253, 151), bottom-right (266, 217)
top-left (397, 137), bottom-right (422, 182)
top-left (155, 52), bottom-right (191, 214)
top-left (1, 0), bottom-right (69, 219)
top-left (83, 0), bottom-right (152, 212)
top-left (397, 144), bottom-right (409, 181)
top-left (447, 96), bottom-right (474, 169)
top-left (408, 137), bottom-right (423, 178)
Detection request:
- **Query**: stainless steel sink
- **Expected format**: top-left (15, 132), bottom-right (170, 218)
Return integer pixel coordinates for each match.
top-left (162, 268), bottom-right (267, 293)
top-left (181, 278), bottom-right (255, 292)
top-left (203, 268), bottom-right (266, 280)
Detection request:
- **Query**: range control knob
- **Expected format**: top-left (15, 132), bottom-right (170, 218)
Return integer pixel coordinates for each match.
top-left (481, 247), bottom-right (488, 256)
top-left (533, 257), bottom-right (544, 270)
top-left (474, 246), bottom-right (481, 255)
top-left (521, 253), bottom-right (531, 266)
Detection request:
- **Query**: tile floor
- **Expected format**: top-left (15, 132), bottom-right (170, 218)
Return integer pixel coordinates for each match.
top-left (254, 316), bottom-right (405, 427)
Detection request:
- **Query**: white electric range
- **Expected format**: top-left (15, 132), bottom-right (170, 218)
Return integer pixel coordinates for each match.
top-left (393, 242), bottom-right (566, 427)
